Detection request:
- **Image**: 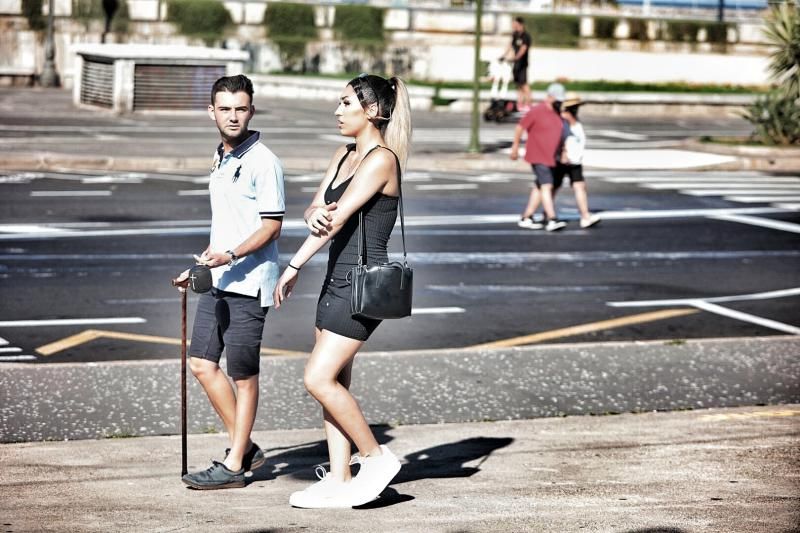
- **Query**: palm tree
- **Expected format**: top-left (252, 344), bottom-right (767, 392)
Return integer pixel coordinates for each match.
top-left (763, 1), bottom-right (800, 99)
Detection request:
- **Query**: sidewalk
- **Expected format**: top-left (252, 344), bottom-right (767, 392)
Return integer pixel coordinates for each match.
top-left (1, 86), bottom-right (795, 173)
top-left (1, 336), bottom-right (799, 531)
top-left (2, 405), bottom-right (798, 532)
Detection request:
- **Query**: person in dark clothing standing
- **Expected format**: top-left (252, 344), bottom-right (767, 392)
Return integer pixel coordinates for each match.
top-left (273, 73), bottom-right (412, 509)
top-left (502, 16), bottom-right (532, 111)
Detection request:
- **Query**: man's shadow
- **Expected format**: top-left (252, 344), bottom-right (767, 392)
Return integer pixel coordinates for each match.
top-left (247, 424), bottom-right (514, 507)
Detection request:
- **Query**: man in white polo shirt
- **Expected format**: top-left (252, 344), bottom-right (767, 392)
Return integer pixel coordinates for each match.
top-left (176, 74), bottom-right (284, 490)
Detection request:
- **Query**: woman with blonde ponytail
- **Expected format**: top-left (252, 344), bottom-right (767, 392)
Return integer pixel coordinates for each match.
top-left (273, 73), bottom-right (412, 509)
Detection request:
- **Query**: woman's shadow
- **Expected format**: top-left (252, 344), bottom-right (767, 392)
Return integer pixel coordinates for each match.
top-left (248, 425), bottom-right (514, 508)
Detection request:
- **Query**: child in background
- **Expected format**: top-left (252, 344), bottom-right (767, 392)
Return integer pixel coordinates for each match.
top-left (555, 92), bottom-right (600, 229)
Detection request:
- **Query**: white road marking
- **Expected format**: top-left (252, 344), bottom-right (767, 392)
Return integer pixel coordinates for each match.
top-left (645, 183), bottom-right (800, 190)
top-left (0, 317), bottom-right (146, 327)
top-left (592, 129), bottom-right (649, 141)
top-left (608, 287), bottom-right (800, 335)
top-left (468, 174), bottom-right (511, 183)
top-left (604, 176), bottom-right (800, 184)
top-left (596, 207), bottom-right (789, 220)
top-left (81, 174), bottom-right (146, 184)
top-left (708, 214), bottom-right (800, 234)
top-left (775, 203), bottom-right (800, 210)
top-left (0, 224), bottom-right (69, 234)
top-left (404, 172), bottom-right (433, 181)
top-left (0, 336), bottom-right (8, 346)
top-left (0, 347), bottom-right (23, 353)
top-left (0, 355), bottom-right (37, 362)
top-left (427, 284), bottom-right (620, 294)
top-left (415, 184), bottom-right (479, 191)
top-left (286, 174), bottom-right (322, 183)
top-left (411, 307), bottom-right (466, 315)
top-left (301, 187), bottom-right (318, 193)
top-left (0, 172), bottom-right (46, 183)
top-left (0, 207), bottom-right (793, 240)
top-left (177, 189), bottom-right (209, 196)
top-left (691, 300), bottom-right (800, 335)
top-left (30, 190), bottom-right (112, 197)
top-left (681, 189), bottom-right (800, 196)
top-left (725, 195), bottom-right (800, 203)
top-left (608, 287), bottom-right (800, 307)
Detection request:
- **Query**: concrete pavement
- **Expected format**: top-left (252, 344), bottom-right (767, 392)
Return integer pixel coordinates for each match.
top-left (1, 337), bottom-right (798, 531)
top-left (1, 404), bottom-right (798, 532)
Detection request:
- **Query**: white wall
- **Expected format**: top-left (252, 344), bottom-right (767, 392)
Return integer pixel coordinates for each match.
top-left (411, 41), bottom-right (768, 85)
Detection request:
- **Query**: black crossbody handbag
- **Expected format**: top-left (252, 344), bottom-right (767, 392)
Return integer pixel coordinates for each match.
top-left (349, 155), bottom-right (413, 320)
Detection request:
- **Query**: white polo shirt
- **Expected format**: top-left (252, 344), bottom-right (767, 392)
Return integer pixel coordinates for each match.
top-left (208, 131), bottom-right (285, 307)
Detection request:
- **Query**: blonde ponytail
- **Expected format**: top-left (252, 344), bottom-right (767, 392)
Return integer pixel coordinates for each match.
top-left (383, 77), bottom-right (412, 171)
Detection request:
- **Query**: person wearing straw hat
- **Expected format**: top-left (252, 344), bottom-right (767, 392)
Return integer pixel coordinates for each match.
top-left (554, 91), bottom-right (600, 229)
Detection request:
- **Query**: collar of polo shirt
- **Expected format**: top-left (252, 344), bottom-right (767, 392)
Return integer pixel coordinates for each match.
top-left (215, 130), bottom-right (261, 161)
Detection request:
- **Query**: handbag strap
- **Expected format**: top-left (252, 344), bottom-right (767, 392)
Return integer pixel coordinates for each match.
top-left (357, 146), bottom-right (407, 266)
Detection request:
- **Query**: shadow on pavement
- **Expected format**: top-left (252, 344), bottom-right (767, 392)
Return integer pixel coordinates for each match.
top-left (620, 529), bottom-right (688, 533)
top-left (246, 424), bottom-right (514, 493)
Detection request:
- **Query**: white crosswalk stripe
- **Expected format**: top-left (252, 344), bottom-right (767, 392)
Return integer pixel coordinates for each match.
top-left (600, 173), bottom-right (800, 211)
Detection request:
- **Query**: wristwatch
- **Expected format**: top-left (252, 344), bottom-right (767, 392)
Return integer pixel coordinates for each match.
top-left (225, 250), bottom-right (239, 265)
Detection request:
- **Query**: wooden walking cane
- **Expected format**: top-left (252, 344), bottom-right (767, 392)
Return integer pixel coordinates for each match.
top-left (180, 287), bottom-right (188, 476)
top-left (171, 275), bottom-right (189, 477)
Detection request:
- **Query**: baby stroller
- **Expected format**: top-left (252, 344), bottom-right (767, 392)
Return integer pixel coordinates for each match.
top-left (483, 59), bottom-right (518, 123)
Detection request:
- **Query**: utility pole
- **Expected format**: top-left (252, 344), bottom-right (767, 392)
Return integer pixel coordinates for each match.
top-left (40, 0), bottom-right (59, 87)
top-left (468, 0), bottom-right (483, 154)
top-left (717, 0), bottom-right (724, 23)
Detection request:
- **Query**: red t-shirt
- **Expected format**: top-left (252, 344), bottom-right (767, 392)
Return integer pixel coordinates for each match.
top-left (519, 102), bottom-right (563, 166)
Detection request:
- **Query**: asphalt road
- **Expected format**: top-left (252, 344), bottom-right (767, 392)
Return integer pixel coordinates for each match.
top-left (1, 166), bottom-right (798, 364)
top-left (0, 88), bottom-right (753, 158)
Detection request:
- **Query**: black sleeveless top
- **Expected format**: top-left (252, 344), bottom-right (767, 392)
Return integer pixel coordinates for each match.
top-left (324, 144), bottom-right (400, 281)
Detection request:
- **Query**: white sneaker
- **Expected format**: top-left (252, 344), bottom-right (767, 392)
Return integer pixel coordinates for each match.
top-left (289, 466), bottom-right (351, 509)
top-left (580, 214), bottom-right (600, 228)
top-left (517, 217), bottom-right (543, 230)
top-left (545, 219), bottom-right (567, 232)
top-left (349, 445), bottom-right (402, 506)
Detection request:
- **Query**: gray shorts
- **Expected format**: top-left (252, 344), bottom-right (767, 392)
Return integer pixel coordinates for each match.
top-left (531, 164), bottom-right (555, 187)
top-left (189, 288), bottom-right (268, 380)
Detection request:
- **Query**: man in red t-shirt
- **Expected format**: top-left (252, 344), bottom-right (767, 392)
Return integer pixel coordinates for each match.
top-left (510, 83), bottom-right (567, 231)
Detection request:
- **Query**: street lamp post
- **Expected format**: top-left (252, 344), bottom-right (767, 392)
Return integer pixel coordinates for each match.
top-left (468, 0), bottom-right (483, 154)
top-left (40, 0), bottom-right (59, 87)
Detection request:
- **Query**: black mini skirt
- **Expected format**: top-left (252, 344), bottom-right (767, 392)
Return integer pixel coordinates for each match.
top-left (315, 276), bottom-right (381, 341)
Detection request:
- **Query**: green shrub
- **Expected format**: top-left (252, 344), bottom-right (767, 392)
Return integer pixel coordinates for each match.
top-left (22, 0), bottom-right (46, 31)
top-left (627, 18), bottom-right (649, 42)
top-left (71, 0), bottom-right (128, 32)
top-left (742, 91), bottom-right (800, 145)
top-left (518, 14), bottom-right (581, 48)
top-left (114, 1), bottom-right (130, 33)
top-left (167, 0), bottom-right (233, 45)
top-left (594, 16), bottom-right (618, 40)
top-left (664, 19), bottom-right (703, 43)
top-left (333, 5), bottom-right (385, 49)
top-left (72, 0), bottom-right (105, 26)
top-left (705, 22), bottom-right (732, 44)
top-left (264, 3), bottom-right (317, 66)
